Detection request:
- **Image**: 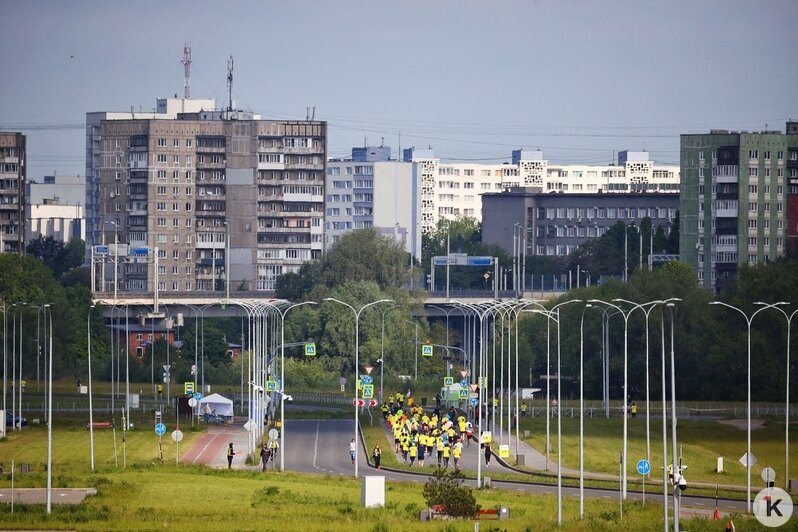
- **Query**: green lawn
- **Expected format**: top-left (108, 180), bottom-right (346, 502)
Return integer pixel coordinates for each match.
top-left (0, 417), bottom-right (785, 531)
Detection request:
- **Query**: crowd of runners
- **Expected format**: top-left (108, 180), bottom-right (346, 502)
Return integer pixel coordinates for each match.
top-left (377, 391), bottom-right (492, 471)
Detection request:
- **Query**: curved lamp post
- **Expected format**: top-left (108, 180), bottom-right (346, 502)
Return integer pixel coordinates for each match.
top-left (323, 298), bottom-right (392, 477)
top-left (87, 304), bottom-right (96, 470)
top-left (709, 300), bottom-right (787, 513)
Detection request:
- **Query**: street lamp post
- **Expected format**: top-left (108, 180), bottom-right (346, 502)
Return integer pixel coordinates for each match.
top-left (709, 300), bottom-right (786, 513)
top-left (43, 304), bottom-right (53, 514)
top-left (378, 305), bottom-right (397, 404)
top-left (764, 305), bottom-right (798, 491)
top-left (579, 303), bottom-right (592, 519)
top-left (87, 305), bottom-right (96, 470)
top-left (323, 298), bottom-right (392, 477)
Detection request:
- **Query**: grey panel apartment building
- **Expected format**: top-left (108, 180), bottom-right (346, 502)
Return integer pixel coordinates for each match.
top-left (482, 188), bottom-right (679, 258)
top-left (680, 122), bottom-right (798, 291)
top-left (89, 100), bottom-right (326, 295)
top-left (0, 131), bottom-right (26, 254)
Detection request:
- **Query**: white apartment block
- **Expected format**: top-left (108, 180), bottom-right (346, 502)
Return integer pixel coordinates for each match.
top-left (404, 147), bottom-right (679, 235)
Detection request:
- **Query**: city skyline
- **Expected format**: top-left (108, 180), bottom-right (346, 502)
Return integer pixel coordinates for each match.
top-left (1, 0), bottom-right (796, 182)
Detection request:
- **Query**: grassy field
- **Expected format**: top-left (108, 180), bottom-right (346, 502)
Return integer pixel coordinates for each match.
top-left (516, 415), bottom-right (796, 488)
top-left (0, 416), bottom-right (790, 530)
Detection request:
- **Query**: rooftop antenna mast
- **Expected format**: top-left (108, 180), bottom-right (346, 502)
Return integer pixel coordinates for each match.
top-left (227, 56), bottom-right (234, 112)
top-left (181, 43), bottom-right (192, 99)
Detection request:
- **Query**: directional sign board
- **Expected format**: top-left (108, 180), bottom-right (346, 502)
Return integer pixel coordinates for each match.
top-left (94, 245), bottom-right (110, 255)
top-left (468, 256), bottom-right (493, 266)
top-left (636, 459), bottom-right (651, 475)
top-left (422, 344), bottom-right (433, 357)
top-left (443, 377), bottom-right (454, 386)
top-left (368, 399), bottom-right (378, 407)
top-left (304, 343), bottom-right (316, 356)
top-left (155, 423), bottom-right (166, 436)
top-left (362, 384), bottom-right (374, 399)
top-left (352, 399), bottom-right (365, 407)
top-left (740, 452), bottom-right (758, 469)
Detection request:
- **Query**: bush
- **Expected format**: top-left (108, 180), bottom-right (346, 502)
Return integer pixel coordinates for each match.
top-left (422, 467), bottom-right (479, 518)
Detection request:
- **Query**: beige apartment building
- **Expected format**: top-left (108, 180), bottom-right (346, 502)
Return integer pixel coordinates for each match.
top-left (90, 100), bottom-right (325, 295)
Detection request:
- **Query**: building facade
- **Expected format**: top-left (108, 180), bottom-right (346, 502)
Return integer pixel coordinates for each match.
top-left (404, 147), bottom-right (679, 236)
top-left (680, 122), bottom-right (798, 291)
top-left (482, 188), bottom-right (679, 258)
top-left (0, 131), bottom-right (26, 254)
top-left (26, 174), bottom-right (85, 244)
top-left (88, 99), bottom-right (326, 296)
top-left (326, 146), bottom-right (416, 255)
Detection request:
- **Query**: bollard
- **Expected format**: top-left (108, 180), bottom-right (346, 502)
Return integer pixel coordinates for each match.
top-left (482, 476), bottom-right (491, 488)
top-left (517, 455), bottom-right (525, 466)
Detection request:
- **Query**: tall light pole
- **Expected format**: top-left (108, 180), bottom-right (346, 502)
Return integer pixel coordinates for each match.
top-left (276, 301), bottom-right (316, 472)
top-left (709, 300), bottom-right (786, 513)
top-left (87, 304), bottom-right (96, 470)
top-left (527, 298), bottom-right (581, 526)
top-left (579, 303), bottom-right (592, 519)
top-left (589, 298), bottom-right (637, 500)
top-left (223, 221), bottom-right (230, 300)
top-left (378, 305), bottom-right (397, 404)
top-left (1, 303), bottom-right (6, 425)
top-left (764, 304), bottom-right (798, 491)
top-left (614, 298), bottom-right (665, 465)
top-left (668, 301), bottom-right (681, 531)
top-left (323, 297), bottom-right (392, 477)
top-left (43, 303), bottom-right (53, 514)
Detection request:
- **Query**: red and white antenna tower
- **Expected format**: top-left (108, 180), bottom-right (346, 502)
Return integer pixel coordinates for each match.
top-left (181, 43), bottom-right (192, 99)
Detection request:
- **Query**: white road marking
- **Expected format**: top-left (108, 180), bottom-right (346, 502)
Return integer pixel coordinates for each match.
top-left (312, 420), bottom-right (320, 470)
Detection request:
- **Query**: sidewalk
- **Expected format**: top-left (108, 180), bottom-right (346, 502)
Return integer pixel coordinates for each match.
top-left (181, 424), bottom-right (254, 469)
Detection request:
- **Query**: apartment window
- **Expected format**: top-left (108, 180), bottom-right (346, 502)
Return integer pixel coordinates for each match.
top-left (157, 235), bottom-right (167, 244)
top-left (157, 218), bottom-right (166, 227)
top-left (764, 151), bottom-right (771, 160)
top-left (749, 167), bottom-right (758, 177)
top-left (749, 185), bottom-right (758, 194)
top-left (749, 150), bottom-right (758, 159)
top-left (157, 170), bottom-right (167, 180)
top-left (699, 152), bottom-right (705, 161)
top-left (777, 151), bottom-right (783, 160)
top-left (173, 234), bottom-right (179, 244)
top-left (748, 202), bottom-right (757, 212)
top-left (173, 202), bottom-right (179, 211)
top-left (157, 202), bottom-right (167, 211)
top-left (748, 219), bottom-right (757, 229)
top-left (157, 154), bottom-right (167, 163)
top-left (777, 185), bottom-right (784, 194)
top-left (173, 218), bottom-right (179, 227)
top-left (158, 138), bottom-right (167, 147)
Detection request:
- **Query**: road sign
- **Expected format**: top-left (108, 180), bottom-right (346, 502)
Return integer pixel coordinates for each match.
top-left (155, 423), bottom-right (166, 436)
top-left (478, 377), bottom-right (487, 387)
top-left (266, 381), bottom-right (278, 392)
top-left (193, 392), bottom-right (202, 401)
top-left (360, 375), bottom-right (373, 385)
top-left (163, 364), bottom-right (171, 372)
top-left (458, 389), bottom-right (469, 399)
top-left (269, 428), bottom-right (279, 440)
top-left (469, 384), bottom-right (479, 392)
top-left (243, 420), bottom-right (254, 432)
top-left (459, 378), bottom-right (469, 388)
top-left (740, 452), bottom-right (758, 468)
top-left (191, 364), bottom-right (197, 376)
top-left (352, 399), bottom-right (365, 407)
top-left (468, 256), bottom-right (493, 266)
top-left (188, 397), bottom-right (197, 408)
top-left (636, 459), bottom-right (651, 475)
top-left (362, 384), bottom-right (374, 399)
top-left (443, 377), bottom-right (454, 386)
top-left (470, 397), bottom-right (478, 407)
top-left (94, 245), bottom-right (109, 255)
top-left (422, 344), bottom-right (433, 357)
top-left (460, 370), bottom-right (468, 378)
top-left (171, 430), bottom-right (183, 442)
top-left (304, 343), bottom-right (316, 356)
top-left (499, 444), bottom-right (510, 458)
top-left (163, 377), bottom-right (170, 384)
top-left (762, 467), bottom-right (776, 483)
top-left (368, 399), bottom-right (378, 407)
top-left (184, 381), bottom-right (195, 395)
top-left (339, 377), bottom-right (347, 386)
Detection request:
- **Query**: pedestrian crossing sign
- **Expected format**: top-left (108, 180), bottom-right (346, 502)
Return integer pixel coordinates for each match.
top-left (304, 343), bottom-right (316, 356)
top-left (362, 384), bottom-right (374, 399)
top-left (266, 381), bottom-right (278, 392)
top-left (422, 344), bottom-right (433, 357)
top-left (458, 388), bottom-right (469, 399)
top-left (184, 381), bottom-right (195, 395)
top-left (443, 377), bottom-right (454, 386)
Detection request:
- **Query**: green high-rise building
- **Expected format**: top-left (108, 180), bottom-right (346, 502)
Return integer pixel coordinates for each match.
top-left (680, 121), bottom-right (798, 292)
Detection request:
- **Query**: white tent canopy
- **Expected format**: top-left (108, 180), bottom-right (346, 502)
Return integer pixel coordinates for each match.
top-left (198, 393), bottom-right (234, 417)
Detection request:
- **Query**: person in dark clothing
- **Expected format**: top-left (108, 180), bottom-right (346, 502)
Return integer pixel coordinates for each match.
top-left (483, 442), bottom-right (492, 467)
top-left (373, 444), bottom-right (382, 470)
top-left (260, 444), bottom-right (271, 471)
top-left (227, 443), bottom-right (236, 469)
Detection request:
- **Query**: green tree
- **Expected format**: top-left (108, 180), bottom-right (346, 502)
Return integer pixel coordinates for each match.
top-left (422, 468), bottom-right (480, 518)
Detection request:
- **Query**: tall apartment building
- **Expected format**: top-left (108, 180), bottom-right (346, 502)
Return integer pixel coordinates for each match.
top-left (88, 98), bottom-right (326, 295)
top-left (326, 146), bottom-right (415, 255)
top-left (404, 147), bottom-right (679, 236)
top-left (0, 131), bottom-right (26, 254)
top-left (680, 122), bottom-right (798, 291)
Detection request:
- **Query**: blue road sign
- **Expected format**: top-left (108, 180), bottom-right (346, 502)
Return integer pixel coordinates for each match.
top-left (360, 375), bottom-right (373, 385)
top-left (467, 256), bottom-right (493, 266)
top-left (636, 459), bottom-right (651, 475)
top-left (155, 423), bottom-right (166, 436)
top-left (469, 397), bottom-right (479, 407)
top-left (193, 392), bottom-right (203, 401)
top-left (459, 378), bottom-right (469, 388)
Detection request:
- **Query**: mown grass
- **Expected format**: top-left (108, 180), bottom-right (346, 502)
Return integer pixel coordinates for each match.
top-left (0, 420), bottom-right (788, 530)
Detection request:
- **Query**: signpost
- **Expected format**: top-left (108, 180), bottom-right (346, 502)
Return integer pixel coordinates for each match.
top-left (637, 459), bottom-right (651, 503)
top-left (154, 423), bottom-right (166, 436)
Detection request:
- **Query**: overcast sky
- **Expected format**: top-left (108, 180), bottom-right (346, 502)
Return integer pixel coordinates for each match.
top-left (1, 0), bottom-right (796, 180)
